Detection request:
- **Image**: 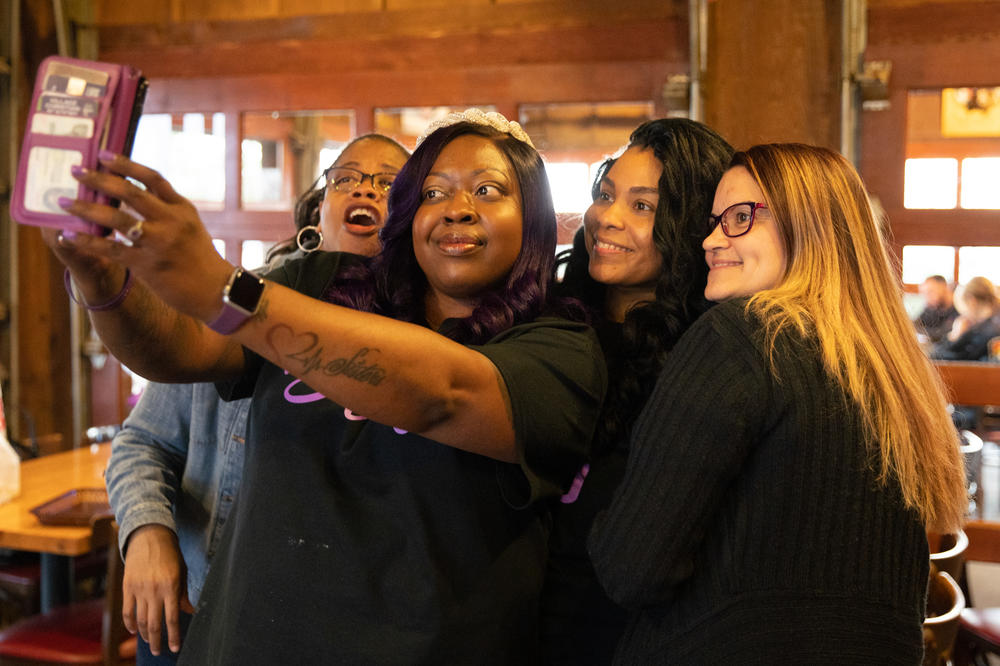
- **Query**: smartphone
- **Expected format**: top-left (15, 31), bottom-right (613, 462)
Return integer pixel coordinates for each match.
top-left (10, 56), bottom-right (148, 236)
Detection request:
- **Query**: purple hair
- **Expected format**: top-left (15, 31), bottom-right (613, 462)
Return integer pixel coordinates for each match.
top-left (326, 121), bottom-right (558, 344)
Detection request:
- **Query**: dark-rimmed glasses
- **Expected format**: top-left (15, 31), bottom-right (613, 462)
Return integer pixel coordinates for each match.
top-left (324, 166), bottom-right (397, 194)
top-left (707, 201), bottom-right (769, 238)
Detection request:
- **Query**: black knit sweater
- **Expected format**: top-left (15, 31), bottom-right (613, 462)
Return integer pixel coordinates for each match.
top-left (589, 299), bottom-right (929, 665)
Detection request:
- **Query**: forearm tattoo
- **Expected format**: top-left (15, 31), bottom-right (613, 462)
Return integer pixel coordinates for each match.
top-left (266, 323), bottom-right (386, 386)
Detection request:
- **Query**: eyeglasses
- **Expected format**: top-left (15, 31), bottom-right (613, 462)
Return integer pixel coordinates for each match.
top-left (323, 166), bottom-right (397, 194)
top-left (707, 201), bottom-right (769, 238)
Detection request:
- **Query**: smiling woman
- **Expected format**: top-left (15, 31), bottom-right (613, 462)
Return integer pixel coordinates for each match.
top-left (412, 134), bottom-right (524, 322)
top-left (544, 118), bottom-right (734, 664)
top-left (589, 143), bottom-right (968, 664)
top-left (39, 110), bottom-right (606, 663)
top-left (703, 167), bottom-right (788, 301)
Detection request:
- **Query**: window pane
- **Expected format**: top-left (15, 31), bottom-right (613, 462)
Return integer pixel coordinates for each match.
top-left (545, 161), bottom-right (590, 214)
top-left (901, 245), bottom-right (954, 284)
top-left (961, 157), bottom-right (1000, 209)
top-left (241, 240), bottom-right (271, 270)
top-left (131, 113), bottom-right (226, 207)
top-left (904, 158), bottom-right (957, 209)
top-left (212, 239), bottom-right (226, 259)
top-left (241, 110), bottom-right (355, 210)
top-left (959, 247), bottom-right (1000, 284)
top-left (519, 101), bottom-right (654, 157)
top-left (374, 106), bottom-right (498, 150)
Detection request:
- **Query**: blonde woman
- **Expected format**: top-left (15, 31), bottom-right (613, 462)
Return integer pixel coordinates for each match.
top-left (590, 143), bottom-right (967, 664)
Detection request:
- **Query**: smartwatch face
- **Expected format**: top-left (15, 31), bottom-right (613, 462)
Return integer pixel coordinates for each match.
top-left (227, 270), bottom-right (265, 314)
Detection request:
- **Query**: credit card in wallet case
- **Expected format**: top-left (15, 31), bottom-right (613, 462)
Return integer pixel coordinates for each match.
top-left (10, 56), bottom-right (147, 236)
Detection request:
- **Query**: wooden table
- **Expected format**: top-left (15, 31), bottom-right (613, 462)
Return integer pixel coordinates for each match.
top-left (0, 444), bottom-right (111, 611)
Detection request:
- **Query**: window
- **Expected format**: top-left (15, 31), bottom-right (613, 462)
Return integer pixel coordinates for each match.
top-left (904, 88), bottom-right (1000, 210)
top-left (374, 106), bottom-right (497, 150)
top-left (241, 110), bottom-right (355, 210)
top-left (131, 113), bottom-right (226, 207)
top-left (960, 158), bottom-right (1000, 209)
top-left (241, 240), bottom-right (274, 270)
top-left (958, 246), bottom-right (1000, 285)
top-left (901, 244), bottom-right (1000, 287)
top-left (903, 159), bottom-right (957, 209)
top-left (520, 102), bottom-right (654, 217)
top-left (902, 245), bottom-right (956, 285)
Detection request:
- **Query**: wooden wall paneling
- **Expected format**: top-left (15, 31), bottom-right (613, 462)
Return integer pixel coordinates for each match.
top-left (137, 62), bottom-right (680, 116)
top-left (867, 0), bottom-right (1000, 46)
top-left (96, 20), bottom-right (685, 81)
top-left (17, 228), bottom-right (74, 448)
top-left (95, 0), bottom-right (174, 26)
top-left (278, 0), bottom-right (383, 16)
top-left (12, 0), bottom-right (75, 448)
top-left (861, 17), bottom-right (1000, 258)
top-left (94, 1), bottom-right (685, 49)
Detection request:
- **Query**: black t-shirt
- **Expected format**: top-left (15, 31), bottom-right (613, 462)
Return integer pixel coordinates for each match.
top-left (179, 252), bottom-right (606, 665)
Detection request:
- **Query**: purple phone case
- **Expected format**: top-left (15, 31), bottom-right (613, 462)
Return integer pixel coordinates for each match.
top-left (10, 56), bottom-right (147, 236)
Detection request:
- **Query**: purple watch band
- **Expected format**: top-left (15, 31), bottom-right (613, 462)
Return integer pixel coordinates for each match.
top-left (206, 305), bottom-right (250, 335)
top-left (206, 267), bottom-right (264, 335)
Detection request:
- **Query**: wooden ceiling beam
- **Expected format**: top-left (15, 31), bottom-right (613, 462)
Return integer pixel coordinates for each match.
top-left (96, 0), bottom-right (685, 48)
top-left (99, 19), bottom-right (685, 79)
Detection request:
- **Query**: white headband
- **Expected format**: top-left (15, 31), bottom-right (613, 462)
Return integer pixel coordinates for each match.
top-left (415, 108), bottom-right (536, 149)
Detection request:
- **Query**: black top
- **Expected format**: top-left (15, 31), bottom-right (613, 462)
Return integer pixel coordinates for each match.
top-left (930, 313), bottom-right (1000, 361)
top-left (589, 299), bottom-right (929, 665)
top-left (915, 304), bottom-right (959, 343)
top-left (541, 320), bottom-right (628, 665)
top-left (179, 252), bottom-right (607, 665)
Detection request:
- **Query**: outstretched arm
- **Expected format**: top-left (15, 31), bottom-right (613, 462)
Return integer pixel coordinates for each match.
top-left (40, 179), bottom-right (243, 383)
top-left (54, 154), bottom-right (523, 461)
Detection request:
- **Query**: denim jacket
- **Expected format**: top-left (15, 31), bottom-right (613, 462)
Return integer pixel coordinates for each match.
top-left (106, 381), bottom-right (246, 605)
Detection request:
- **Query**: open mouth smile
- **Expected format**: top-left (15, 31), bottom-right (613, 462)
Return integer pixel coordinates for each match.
top-left (593, 238), bottom-right (633, 255)
top-left (344, 206), bottom-right (381, 234)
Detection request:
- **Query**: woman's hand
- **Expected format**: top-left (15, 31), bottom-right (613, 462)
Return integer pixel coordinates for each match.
top-left (52, 152), bottom-right (234, 323)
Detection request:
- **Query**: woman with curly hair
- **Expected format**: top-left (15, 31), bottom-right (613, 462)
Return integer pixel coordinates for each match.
top-left (542, 118), bottom-right (734, 664)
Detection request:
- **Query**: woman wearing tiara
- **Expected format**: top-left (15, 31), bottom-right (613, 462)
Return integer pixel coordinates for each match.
top-left (45, 110), bottom-right (606, 663)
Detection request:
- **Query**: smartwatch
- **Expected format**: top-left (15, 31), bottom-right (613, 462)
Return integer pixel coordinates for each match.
top-left (207, 267), bottom-right (265, 335)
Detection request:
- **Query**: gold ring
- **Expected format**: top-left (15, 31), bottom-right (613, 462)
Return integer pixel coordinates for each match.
top-left (125, 219), bottom-right (144, 242)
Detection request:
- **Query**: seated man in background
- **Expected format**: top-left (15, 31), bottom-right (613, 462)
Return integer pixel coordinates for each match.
top-left (916, 274), bottom-right (959, 343)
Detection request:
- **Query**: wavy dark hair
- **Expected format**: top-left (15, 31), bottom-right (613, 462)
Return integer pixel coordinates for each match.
top-left (557, 118), bottom-right (734, 455)
top-left (266, 134), bottom-right (410, 263)
top-left (325, 121), bottom-right (558, 345)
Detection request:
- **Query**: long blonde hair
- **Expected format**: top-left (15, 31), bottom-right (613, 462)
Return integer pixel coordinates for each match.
top-left (734, 143), bottom-right (966, 533)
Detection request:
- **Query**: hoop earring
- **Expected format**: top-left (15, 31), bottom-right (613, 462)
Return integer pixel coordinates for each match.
top-left (296, 225), bottom-right (324, 253)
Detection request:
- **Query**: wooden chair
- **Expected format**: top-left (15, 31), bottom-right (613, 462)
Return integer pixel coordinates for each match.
top-left (0, 549), bottom-right (107, 628)
top-left (924, 569), bottom-right (966, 666)
top-left (0, 516), bottom-right (136, 665)
top-left (929, 530), bottom-right (970, 583)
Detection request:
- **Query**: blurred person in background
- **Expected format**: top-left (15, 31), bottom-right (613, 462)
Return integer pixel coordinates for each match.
top-left (915, 274), bottom-right (958, 344)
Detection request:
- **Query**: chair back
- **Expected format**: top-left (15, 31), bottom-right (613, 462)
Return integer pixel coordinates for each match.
top-left (90, 515), bottom-right (128, 665)
top-left (0, 514), bottom-right (135, 665)
top-left (929, 529), bottom-right (969, 583)
top-left (924, 569), bottom-right (966, 666)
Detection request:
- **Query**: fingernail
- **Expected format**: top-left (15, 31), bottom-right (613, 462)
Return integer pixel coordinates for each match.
top-left (70, 165), bottom-right (85, 177)
top-left (98, 150), bottom-right (115, 162)
top-left (57, 196), bottom-right (74, 209)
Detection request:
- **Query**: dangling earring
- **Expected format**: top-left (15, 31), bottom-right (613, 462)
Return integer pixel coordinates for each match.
top-left (296, 225), bottom-right (324, 253)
